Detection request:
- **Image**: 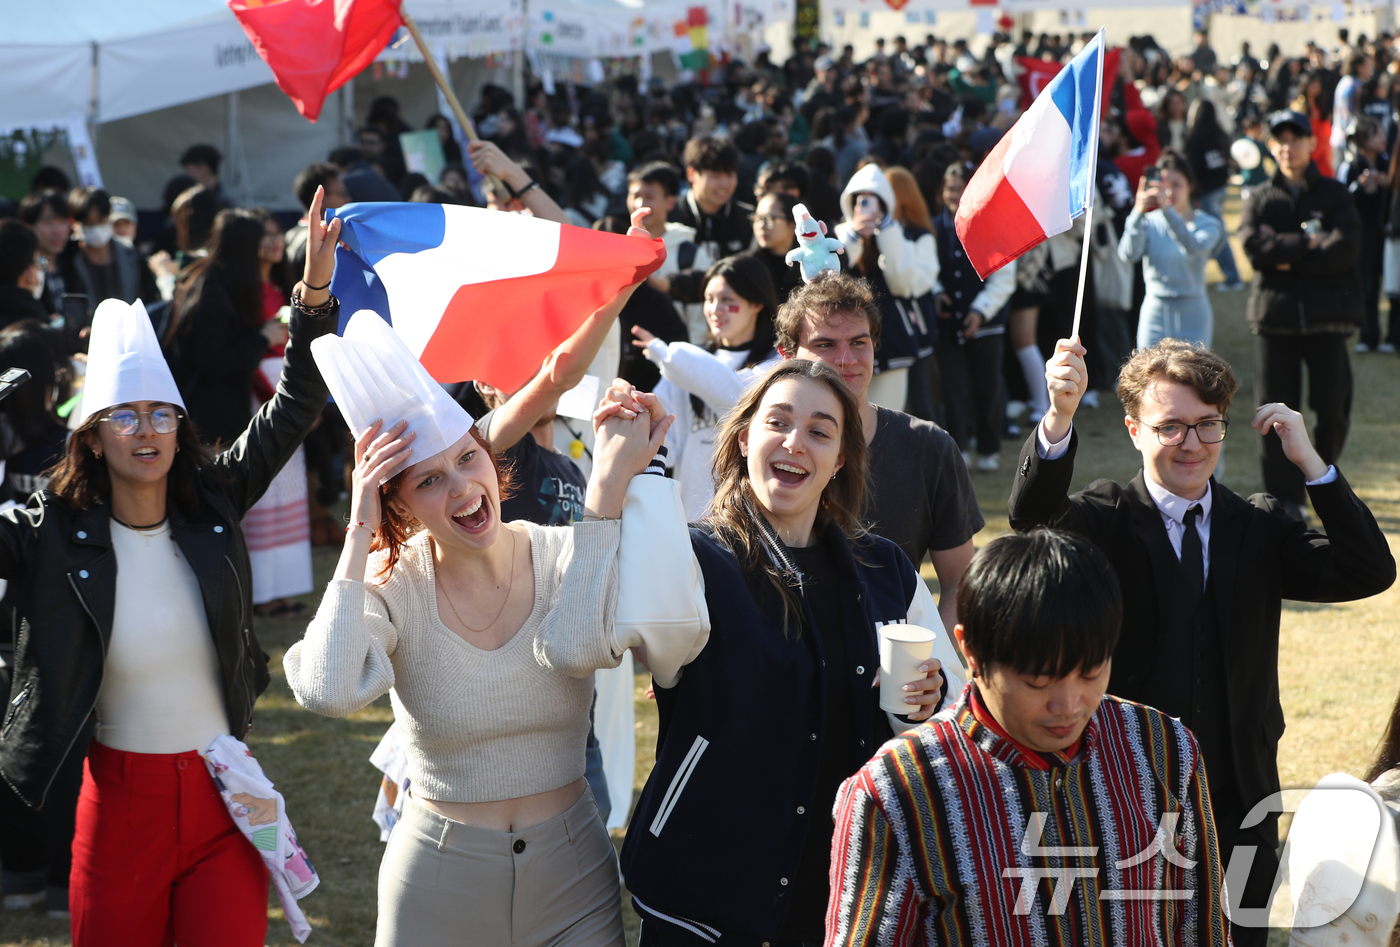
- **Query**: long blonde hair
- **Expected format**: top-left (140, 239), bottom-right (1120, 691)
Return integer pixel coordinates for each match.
top-left (704, 360), bottom-right (868, 633)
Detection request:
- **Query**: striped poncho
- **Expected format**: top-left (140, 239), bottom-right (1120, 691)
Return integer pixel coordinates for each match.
top-left (827, 685), bottom-right (1231, 946)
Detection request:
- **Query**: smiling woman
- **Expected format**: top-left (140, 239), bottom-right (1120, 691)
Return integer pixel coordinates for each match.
top-left (284, 219), bottom-right (711, 947)
top-left (0, 182), bottom-right (342, 947)
top-left (605, 360), bottom-right (966, 945)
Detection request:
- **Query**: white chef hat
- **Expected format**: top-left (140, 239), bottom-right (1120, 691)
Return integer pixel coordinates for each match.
top-left (80, 298), bottom-right (186, 427)
top-left (310, 310), bottom-right (475, 482)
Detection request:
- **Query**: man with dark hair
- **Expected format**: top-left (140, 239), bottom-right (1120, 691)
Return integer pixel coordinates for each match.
top-left (671, 135), bottom-right (754, 264)
top-left (775, 273), bottom-right (982, 629)
top-left (328, 145), bottom-right (400, 203)
top-left (625, 162), bottom-right (712, 343)
top-left (59, 186), bottom-right (158, 319)
top-left (285, 162), bottom-right (350, 279)
top-left (1239, 109), bottom-right (1364, 522)
top-left (0, 220), bottom-right (49, 327)
top-left (179, 144), bottom-right (222, 188)
top-left (1010, 337), bottom-right (1395, 947)
top-left (830, 529), bottom-right (1231, 946)
top-left (754, 160), bottom-right (809, 201)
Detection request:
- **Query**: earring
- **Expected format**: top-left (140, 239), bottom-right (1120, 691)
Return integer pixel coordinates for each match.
top-left (93, 450), bottom-right (102, 459)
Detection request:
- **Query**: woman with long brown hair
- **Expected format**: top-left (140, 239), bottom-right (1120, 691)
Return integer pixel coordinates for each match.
top-left (167, 207), bottom-right (290, 446)
top-left (885, 165), bottom-right (939, 420)
top-left (0, 186), bottom-right (341, 945)
top-left (611, 359), bottom-right (964, 945)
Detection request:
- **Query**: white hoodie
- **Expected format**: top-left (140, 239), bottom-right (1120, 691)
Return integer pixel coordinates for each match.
top-left (833, 163), bottom-right (938, 299)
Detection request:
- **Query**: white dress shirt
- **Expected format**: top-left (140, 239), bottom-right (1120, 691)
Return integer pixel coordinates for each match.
top-left (1035, 420), bottom-right (1338, 582)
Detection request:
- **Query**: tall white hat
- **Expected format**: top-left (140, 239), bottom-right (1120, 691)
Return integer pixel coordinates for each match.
top-left (80, 298), bottom-right (186, 427)
top-left (311, 311), bottom-right (475, 482)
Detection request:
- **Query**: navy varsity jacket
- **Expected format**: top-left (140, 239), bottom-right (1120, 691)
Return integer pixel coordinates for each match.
top-left (619, 522), bottom-right (964, 944)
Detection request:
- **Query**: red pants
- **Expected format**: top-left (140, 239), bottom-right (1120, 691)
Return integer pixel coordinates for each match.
top-left (70, 740), bottom-right (269, 947)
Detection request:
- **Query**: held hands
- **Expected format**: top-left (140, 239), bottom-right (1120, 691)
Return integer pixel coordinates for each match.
top-left (1042, 337), bottom-right (1087, 444)
top-left (1252, 403), bottom-right (1329, 481)
top-left (301, 185), bottom-right (342, 305)
top-left (585, 380), bottom-right (674, 519)
top-left (347, 420), bottom-right (414, 534)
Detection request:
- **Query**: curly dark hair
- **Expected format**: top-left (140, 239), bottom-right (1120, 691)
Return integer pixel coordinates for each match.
top-left (773, 272), bottom-right (881, 356)
top-left (1116, 338), bottom-right (1239, 418)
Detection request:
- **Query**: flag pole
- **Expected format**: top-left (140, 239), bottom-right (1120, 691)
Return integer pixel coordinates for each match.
top-left (1070, 27), bottom-right (1107, 342)
top-left (400, 7), bottom-right (479, 143)
top-left (399, 6), bottom-right (511, 196)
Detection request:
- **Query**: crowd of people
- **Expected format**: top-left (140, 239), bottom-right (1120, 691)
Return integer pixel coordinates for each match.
top-left (0, 20), bottom-right (1394, 947)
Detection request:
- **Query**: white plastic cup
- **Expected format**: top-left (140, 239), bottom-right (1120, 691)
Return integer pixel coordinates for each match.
top-left (878, 624), bottom-right (938, 714)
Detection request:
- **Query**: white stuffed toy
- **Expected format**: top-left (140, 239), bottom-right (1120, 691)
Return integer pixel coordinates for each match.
top-left (784, 203), bottom-right (844, 282)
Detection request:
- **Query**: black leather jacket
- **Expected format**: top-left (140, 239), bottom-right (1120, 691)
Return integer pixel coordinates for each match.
top-left (0, 302), bottom-right (335, 808)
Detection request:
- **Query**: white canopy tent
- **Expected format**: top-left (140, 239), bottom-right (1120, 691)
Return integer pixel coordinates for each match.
top-left (0, 0), bottom-right (525, 208)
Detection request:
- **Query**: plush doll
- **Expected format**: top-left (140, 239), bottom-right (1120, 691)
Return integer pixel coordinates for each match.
top-left (784, 202), bottom-right (844, 282)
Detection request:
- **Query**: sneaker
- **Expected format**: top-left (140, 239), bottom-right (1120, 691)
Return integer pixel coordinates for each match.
top-left (976, 453), bottom-right (1000, 472)
top-left (961, 451), bottom-right (972, 470)
top-left (2, 892), bottom-right (43, 910)
top-left (1380, 343), bottom-right (1397, 353)
top-left (1081, 390), bottom-right (1101, 409)
top-left (1215, 281), bottom-right (1246, 293)
top-left (1005, 399), bottom-right (1027, 420)
top-left (1356, 342), bottom-right (1373, 353)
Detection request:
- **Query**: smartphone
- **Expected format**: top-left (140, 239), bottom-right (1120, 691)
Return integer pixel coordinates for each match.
top-left (0, 368), bottom-right (32, 406)
top-left (1145, 166), bottom-right (1161, 185)
top-left (857, 193), bottom-right (881, 217)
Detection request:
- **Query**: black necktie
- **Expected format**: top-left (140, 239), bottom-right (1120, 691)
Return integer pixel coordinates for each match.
top-left (1180, 504), bottom-right (1204, 606)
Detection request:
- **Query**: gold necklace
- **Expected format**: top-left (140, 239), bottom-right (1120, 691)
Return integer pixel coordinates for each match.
top-left (435, 527), bottom-right (517, 634)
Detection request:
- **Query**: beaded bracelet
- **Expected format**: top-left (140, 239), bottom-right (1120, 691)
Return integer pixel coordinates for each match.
top-left (291, 286), bottom-right (337, 316)
top-left (347, 521), bottom-right (374, 535)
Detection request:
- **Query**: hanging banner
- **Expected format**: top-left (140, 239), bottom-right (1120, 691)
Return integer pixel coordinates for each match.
top-left (377, 0), bottom-right (524, 61)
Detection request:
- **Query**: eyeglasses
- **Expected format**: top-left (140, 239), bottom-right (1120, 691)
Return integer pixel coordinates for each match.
top-left (749, 214), bottom-right (785, 226)
top-left (98, 406), bottom-right (183, 436)
top-left (1134, 417), bottom-right (1229, 446)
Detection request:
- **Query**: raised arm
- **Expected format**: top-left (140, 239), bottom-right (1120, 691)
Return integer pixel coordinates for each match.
top-left (284, 418), bottom-right (415, 716)
top-left (213, 186), bottom-right (339, 514)
top-left (468, 140), bottom-right (570, 226)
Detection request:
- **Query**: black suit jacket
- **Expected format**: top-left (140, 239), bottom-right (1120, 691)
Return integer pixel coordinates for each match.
top-left (1008, 430), bottom-right (1395, 818)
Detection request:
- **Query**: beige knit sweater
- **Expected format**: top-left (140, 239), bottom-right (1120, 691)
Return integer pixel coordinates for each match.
top-left (284, 520), bottom-right (623, 803)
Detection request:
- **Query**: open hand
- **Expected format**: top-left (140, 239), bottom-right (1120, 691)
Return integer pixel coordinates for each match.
top-left (348, 419), bottom-right (414, 531)
top-left (631, 325), bottom-right (658, 349)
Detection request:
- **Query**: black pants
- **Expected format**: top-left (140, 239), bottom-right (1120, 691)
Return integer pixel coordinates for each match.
top-left (936, 333), bottom-right (1004, 457)
top-left (1214, 802), bottom-right (1283, 947)
top-left (639, 917), bottom-right (819, 947)
top-left (904, 353), bottom-right (936, 422)
top-left (1358, 230), bottom-right (1386, 348)
top-left (1039, 262), bottom-right (1102, 389)
top-left (1255, 332), bottom-right (1353, 505)
top-left (0, 661), bottom-right (89, 908)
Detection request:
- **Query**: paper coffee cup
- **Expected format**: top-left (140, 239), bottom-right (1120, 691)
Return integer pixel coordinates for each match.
top-left (878, 624), bottom-right (938, 714)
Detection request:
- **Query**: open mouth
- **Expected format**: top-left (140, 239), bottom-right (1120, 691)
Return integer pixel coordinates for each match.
top-left (801, 230), bottom-right (819, 239)
top-left (770, 461), bottom-right (810, 486)
top-left (451, 495), bottom-right (492, 533)
top-left (132, 446), bottom-right (160, 462)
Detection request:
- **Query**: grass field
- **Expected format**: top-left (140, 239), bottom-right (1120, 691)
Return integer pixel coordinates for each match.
top-left (3, 228), bottom-right (1398, 945)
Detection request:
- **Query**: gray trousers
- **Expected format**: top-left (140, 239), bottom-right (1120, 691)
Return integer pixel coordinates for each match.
top-left (376, 790), bottom-right (624, 947)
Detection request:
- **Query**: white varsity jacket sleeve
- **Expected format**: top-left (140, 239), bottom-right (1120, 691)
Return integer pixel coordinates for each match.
top-left (886, 578), bottom-right (967, 733)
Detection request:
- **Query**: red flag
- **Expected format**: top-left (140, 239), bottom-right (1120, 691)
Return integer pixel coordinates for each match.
top-left (1015, 49), bottom-right (1121, 114)
top-left (229, 0), bottom-right (403, 122)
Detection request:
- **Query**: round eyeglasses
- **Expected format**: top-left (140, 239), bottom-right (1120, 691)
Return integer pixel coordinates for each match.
top-left (1135, 417), bottom-right (1229, 446)
top-left (99, 406), bottom-right (183, 436)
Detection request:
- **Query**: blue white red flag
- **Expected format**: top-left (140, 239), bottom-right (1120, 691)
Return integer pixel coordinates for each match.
top-left (955, 29), bottom-right (1105, 278)
top-left (327, 203), bottom-right (665, 392)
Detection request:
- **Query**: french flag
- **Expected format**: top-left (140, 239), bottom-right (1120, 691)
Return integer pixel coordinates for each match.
top-left (955, 29), bottom-right (1105, 278)
top-left (327, 203), bottom-right (665, 393)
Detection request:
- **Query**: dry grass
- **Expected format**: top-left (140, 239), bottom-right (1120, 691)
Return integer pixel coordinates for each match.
top-left (4, 223), bottom-right (1398, 947)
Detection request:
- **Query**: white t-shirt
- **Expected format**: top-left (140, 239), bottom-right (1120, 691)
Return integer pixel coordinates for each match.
top-left (95, 520), bottom-right (228, 754)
